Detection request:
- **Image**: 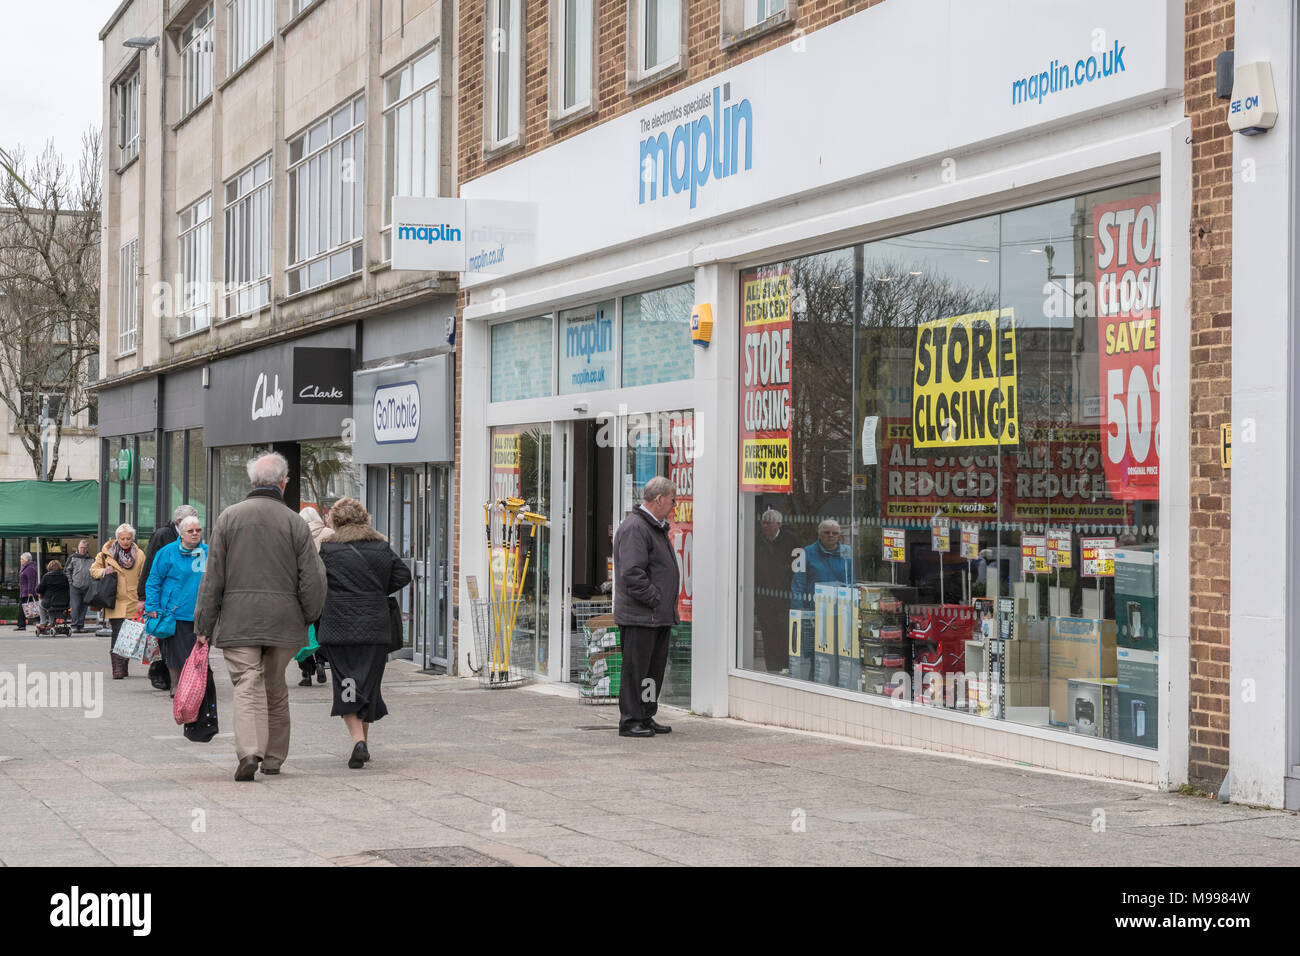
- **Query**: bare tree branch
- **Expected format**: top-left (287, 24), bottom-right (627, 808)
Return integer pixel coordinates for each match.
top-left (0, 129), bottom-right (101, 479)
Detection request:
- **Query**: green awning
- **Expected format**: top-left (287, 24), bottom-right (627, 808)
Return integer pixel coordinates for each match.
top-left (0, 480), bottom-right (99, 537)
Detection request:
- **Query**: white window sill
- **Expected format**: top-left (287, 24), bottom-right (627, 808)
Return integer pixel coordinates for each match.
top-left (220, 41), bottom-right (273, 91)
top-left (720, 9), bottom-right (795, 51)
top-left (627, 55), bottom-right (687, 96)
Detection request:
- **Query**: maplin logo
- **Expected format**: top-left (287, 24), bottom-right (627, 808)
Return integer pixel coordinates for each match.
top-left (396, 223), bottom-right (462, 243)
top-left (639, 85), bottom-right (753, 209)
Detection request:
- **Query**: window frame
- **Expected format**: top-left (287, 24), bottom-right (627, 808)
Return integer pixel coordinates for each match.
top-left (176, 195), bottom-right (213, 337)
top-left (548, 0), bottom-right (598, 129)
top-left (117, 238), bottom-right (139, 356)
top-left (180, 2), bottom-right (215, 118)
top-left (719, 0), bottom-right (795, 50)
top-left (381, 46), bottom-right (442, 261)
top-left (223, 154), bottom-right (272, 318)
top-left (285, 94), bottom-right (366, 297)
top-left (113, 65), bottom-right (141, 170)
top-left (626, 0), bottom-right (688, 93)
top-left (226, 0), bottom-right (274, 75)
top-left (482, 0), bottom-right (525, 158)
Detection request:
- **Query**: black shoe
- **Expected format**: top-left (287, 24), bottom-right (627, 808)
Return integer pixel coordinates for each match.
top-left (348, 741), bottom-right (369, 769)
top-left (234, 756), bottom-right (260, 781)
top-left (619, 723), bottom-right (655, 738)
top-left (298, 676), bottom-right (312, 687)
top-left (261, 765), bottom-right (280, 775)
top-left (316, 667), bottom-right (326, 684)
top-left (647, 720), bottom-right (672, 734)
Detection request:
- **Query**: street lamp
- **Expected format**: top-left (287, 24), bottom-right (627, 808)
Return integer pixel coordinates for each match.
top-left (123, 36), bottom-right (160, 56)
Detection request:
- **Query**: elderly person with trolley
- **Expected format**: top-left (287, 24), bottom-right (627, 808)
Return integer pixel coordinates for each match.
top-left (194, 453), bottom-right (326, 781)
top-left (90, 525), bottom-right (144, 679)
top-left (612, 475), bottom-right (680, 739)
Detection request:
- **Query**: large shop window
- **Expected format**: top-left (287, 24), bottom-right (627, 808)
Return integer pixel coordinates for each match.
top-left (738, 179), bottom-right (1162, 749)
top-left (166, 428), bottom-right (206, 524)
top-left (103, 434), bottom-right (160, 537)
top-left (491, 315), bottom-right (553, 402)
top-left (621, 281), bottom-right (694, 387)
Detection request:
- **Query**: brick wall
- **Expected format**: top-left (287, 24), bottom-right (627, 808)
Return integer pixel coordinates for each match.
top-left (457, 0), bottom-right (887, 184)
top-left (452, 1), bottom-right (885, 672)
top-left (1185, 0), bottom-right (1233, 789)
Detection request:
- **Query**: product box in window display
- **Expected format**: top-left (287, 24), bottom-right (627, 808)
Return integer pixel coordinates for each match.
top-left (1067, 678), bottom-right (1119, 739)
top-left (1113, 549), bottom-right (1158, 652)
top-left (1048, 617), bottom-right (1118, 726)
top-left (1116, 647), bottom-right (1158, 747)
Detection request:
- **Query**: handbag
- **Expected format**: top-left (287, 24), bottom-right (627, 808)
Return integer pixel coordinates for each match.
top-left (112, 616), bottom-right (149, 661)
top-left (144, 604), bottom-right (178, 638)
top-left (346, 544), bottom-right (405, 653)
top-left (22, 600), bottom-right (40, 619)
top-left (173, 641), bottom-right (210, 725)
top-left (86, 569), bottom-right (118, 610)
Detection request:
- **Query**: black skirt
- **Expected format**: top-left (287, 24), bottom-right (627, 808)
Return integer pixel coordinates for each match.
top-left (327, 643), bottom-right (389, 722)
top-left (160, 619), bottom-right (198, 671)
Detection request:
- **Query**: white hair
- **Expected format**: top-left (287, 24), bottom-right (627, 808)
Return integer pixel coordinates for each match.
top-left (179, 515), bottom-right (202, 532)
top-left (115, 523), bottom-right (136, 539)
top-left (20, 551), bottom-right (31, 562)
top-left (761, 509), bottom-right (783, 523)
top-left (172, 504), bottom-right (198, 524)
top-left (300, 506), bottom-right (321, 524)
top-left (817, 518), bottom-right (841, 533)
top-left (247, 452), bottom-right (289, 488)
top-left (643, 475), bottom-right (675, 502)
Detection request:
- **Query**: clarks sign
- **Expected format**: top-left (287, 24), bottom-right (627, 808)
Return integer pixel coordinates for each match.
top-left (293, 347), bottom-right (352, 405)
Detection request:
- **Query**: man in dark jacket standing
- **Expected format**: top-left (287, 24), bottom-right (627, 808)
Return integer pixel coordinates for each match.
top-left (194, 453), bottom-right (326, 781)
top-left (612, 475), bottom-right (680, 738)
top-left (66, 540), bottom-right (95, 632)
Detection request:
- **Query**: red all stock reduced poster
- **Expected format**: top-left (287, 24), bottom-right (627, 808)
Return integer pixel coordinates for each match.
top-left (1093, 193), bottom-right (1161, 500)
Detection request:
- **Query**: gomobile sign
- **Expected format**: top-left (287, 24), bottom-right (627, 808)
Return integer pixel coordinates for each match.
top-left (373, 381), bottom-right (420, 445)
top-left (911, 308), bottom-right (1019, 449)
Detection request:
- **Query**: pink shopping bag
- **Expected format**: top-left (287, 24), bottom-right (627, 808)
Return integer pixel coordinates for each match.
top-left (173, 642), bottom-right (209, 725)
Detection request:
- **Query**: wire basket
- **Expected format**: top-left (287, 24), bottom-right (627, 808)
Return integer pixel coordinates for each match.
top-left (467, 597), bottom-right (532, 689)
top-left (578, 610), bottom-right (620, 705)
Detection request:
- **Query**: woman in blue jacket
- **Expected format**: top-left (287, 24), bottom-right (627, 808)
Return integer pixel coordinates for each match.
top-left (144, 515), bottom-right (208, 690)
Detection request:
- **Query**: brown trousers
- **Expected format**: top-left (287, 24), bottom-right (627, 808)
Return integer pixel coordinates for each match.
top-left (222, 644), bottom-right (297, 771)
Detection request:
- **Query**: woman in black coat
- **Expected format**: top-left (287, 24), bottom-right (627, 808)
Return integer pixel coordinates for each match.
top-left (317, 497), bottom-right (412, 769)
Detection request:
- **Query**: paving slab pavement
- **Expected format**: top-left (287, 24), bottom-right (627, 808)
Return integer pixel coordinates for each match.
top-left (1, 630), bottom-right (1298, 867)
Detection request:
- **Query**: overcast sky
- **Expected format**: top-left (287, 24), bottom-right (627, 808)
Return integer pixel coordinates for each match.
top-left (2, 1), bottom-right (120, 164)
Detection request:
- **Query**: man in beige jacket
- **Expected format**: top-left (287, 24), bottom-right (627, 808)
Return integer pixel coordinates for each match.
top-left (194, 452), bottom-right (327, 781)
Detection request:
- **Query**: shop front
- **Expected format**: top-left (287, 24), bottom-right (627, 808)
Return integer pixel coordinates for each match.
top-left (473, 288), bottom-right (698, 698)
top-left (202, 324), bottom-right (361, 527)
top-left (97, 375), bottom-right (161, 541)
top-left (460, 1), bottom-right (1188, 783)
top-left (353, 353), bottom-right (455, 670)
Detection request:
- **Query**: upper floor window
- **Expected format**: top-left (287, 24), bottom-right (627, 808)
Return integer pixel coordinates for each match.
top-left (181, 3), bottom-right (214, 116)
top-left (383, 47), bottom-right (440, 259)
top-left (287, 95), bottom-right (365, 295)
top-left (224, 155), bottom-right (271, 317)
top-left (745, 0), bottom-right (785, 28)
top-left (114, 69), bottom-right (140, 167)
top-left (484, 0), bottom-right (523, 153)
top-left (550, 0), bottom-right (594, 120)
top-left (642, 0), bottom-right (679, 72)
top-left (227, 0), bottom-right (273, 73)
top-left (177, 196), bottom-right (213, 336)
top-left (118, 239), bottom-right (138, 355)
top-left (628, 0), bottom-right (684, 88)
top-left (290, 0), bottom-right (321, 17)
